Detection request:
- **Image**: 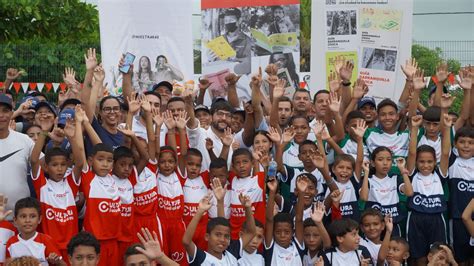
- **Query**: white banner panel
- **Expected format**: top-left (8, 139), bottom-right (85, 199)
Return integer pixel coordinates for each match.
top-left (310, 0), bottom-right (413, 101)
top-left (99, 0), bottom-right (194, 95)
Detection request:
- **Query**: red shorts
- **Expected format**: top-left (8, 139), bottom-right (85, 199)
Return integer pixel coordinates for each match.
top-left (133, 214), bottom-right (159, 242)
top-left (59, 249), bottom-right (70, 266)
top-left (118, 241), bottom-right (133, 265)
top-left (98, 239), bottom-right (119, 266)
top-left (162, 218), bottom-right (187, 266)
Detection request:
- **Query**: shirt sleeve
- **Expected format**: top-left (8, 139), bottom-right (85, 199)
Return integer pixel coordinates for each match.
top-left (188, 245), bottom-right (206, 266)
top-left (227, 239), bottom-right (243, 259)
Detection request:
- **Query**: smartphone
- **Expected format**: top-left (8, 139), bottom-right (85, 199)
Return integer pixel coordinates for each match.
top-left (119, 52), bottom-right (136, 73)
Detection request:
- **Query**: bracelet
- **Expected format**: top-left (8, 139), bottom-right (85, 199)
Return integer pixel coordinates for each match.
top-left (341, 81), bottom-right (351, 87)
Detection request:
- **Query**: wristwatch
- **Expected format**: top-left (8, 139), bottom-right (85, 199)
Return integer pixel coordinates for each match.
top-left (341, 80), bottom-right (351, 87)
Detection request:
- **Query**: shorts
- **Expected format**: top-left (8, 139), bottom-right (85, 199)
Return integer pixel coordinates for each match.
top-left (407, 212), bottom-right (447, 259)
top-left (450, 218), bottom-right (474, 262)
top-left (162, 218), bottom-right (188, 266)
top-left (133, 214), bottom-right (160, 243)
top-left (98, 239), bottom-right (119, 266)
top-left (193, 222), bottom-right (208, 251)
top-left (118, 241), bottom-right (133, 266)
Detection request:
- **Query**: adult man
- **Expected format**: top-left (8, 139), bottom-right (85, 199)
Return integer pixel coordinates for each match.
top-left (0, 94), bottom-right (36, 213)
top-left (152, 81), bottom-right (173, 112)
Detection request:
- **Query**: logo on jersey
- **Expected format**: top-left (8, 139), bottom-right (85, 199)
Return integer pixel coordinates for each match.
top-left (45, 208), bottom-right (74, 222)
top-left (98, 201), bottom-right (121, 213)
top-left (412, 195), bottom-right (443, 208)
top-left (457, 181), bottom-right (474, 192)
top-left (171, 252), bottom-right (184, 262)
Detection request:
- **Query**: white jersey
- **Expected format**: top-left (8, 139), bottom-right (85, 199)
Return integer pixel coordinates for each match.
top-left (364, 127), bottom-right (409, 159)
top-left (360, 237), bottom-right (381, 264)
top-left (282, 141), bottom-right (304, 168)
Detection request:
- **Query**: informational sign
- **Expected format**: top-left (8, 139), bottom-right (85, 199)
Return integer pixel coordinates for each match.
top-left (99, 0), bottom-right (194, 94)
top-left (310, 0), bottom-right (413, 101)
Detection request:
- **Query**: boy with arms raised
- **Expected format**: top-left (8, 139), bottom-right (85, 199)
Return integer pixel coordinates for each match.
top-left (30, 105), bottom-right (86, 262)
top-left (182, 193), bottom-right (257, 265)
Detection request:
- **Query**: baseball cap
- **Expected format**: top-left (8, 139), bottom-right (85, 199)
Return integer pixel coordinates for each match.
top-left (357, 96), bottom-right (376, 109)
top-left (152, 81), bottom-right (173, 93)
top-left (60, 98), bottom-right (81, 110)
top-left (0, 94), bottom-right (13, 110)
top-left (35, 101), bottom-right (57, 117)
top-left (194, 104), bottom-right (210, 113)
top-left (19, 96), bottom-right (39, 109)
top-left (58, 109), bottom-right (75, 128)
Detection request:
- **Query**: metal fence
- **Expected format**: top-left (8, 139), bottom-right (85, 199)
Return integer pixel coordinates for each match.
top-left (413, 40), bottom-right (474, 66)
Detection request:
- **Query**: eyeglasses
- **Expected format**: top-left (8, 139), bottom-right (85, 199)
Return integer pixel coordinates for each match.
top-left (102, 106), bottom-right (121, 113)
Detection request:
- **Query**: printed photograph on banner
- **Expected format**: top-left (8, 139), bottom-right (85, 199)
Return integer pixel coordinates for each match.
top-left (361, 47), bottom-right (397, 72)
top-left (325, 9), bottom-right (358, 50)
top-left (360, 7), bottom-right (403, 47)
top-left (201, 0), bottom-right (300, 104)
top-left (325, 51), bottom-right (358, 90)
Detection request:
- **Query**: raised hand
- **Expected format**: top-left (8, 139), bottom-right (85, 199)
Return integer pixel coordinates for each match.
top-left (362, 160), bottom-right (370, 174)
top-left (282, 126), bottom-right (296, 143)
top-left (231, 139), bottom-right (240, 151)
top-left (311, 149), bottom-right (326, 169)
top-left (117, 124), bottom-right (135, 137)
top-left (412, 68), bottom-right (426, 90)
top-left (311, 202), bottom-right (325, 223)
top-left (352, 119), bottom-right (367, 140)
top-left (74, 105), bottom-right (88, 123)
top-left (225, 73), bottom-right (241, 86)
top-left (152, 109), bottom-right (164, 128)
top-left (205, 138), bottom-right (214, 150)
top-left (84, 48), bottom-right (98, 71)
top-left (313, 120), bottom-right (326, 137)
top-left (127, 93), bottom-right (141, 114)
top-left (253, 150), bottom-right (270, 167)
top-left (352, 78), bottom-right (367, 99)
top-left (267, 127), bottom-right (281, 144)
top-left (210, 178), bottom-right (226, 202)
top-left (411, 114), bottom-right (423, 128)
top-left (17, 99), bottom-right (35, 117)
top-left (163, 110), bottom-right (176, 130)
top-left (63, 118), bottom-right (76, 138)
top-left (136, 228), bottom-right (165, 260)
top-left (328, 71), bottom-right (341, 92)
top-left (267, 176), bottom-right (278, 193)
top-left (442, 113), bottom-right (453, 128)
top-left (436, 62), bottom-right (449, 83)
top-left (198, 192), bottom-right (212, 212)
top-left (63, 67), bottom-right (78, 86)
top-left (440, 93), bottom-right (455, 109)
top-left (93, 65), bottom-right (105, 83)
top-left (333, 55), bottom-right (345, 75)
top-left (328, 91), bottom-right (341, 113)
top-left (0, 194), bottom-right (13, 221)
top-left (296, 176), bottom-right (309, 193)
top-left (220, 127), bottom-right (234, 146)
top-left (339, 60), bottom-right (354, 82)
top-left (401, 58), bottom-right (418, 79)
top-left (140, 94), bottom-right (152, 113)
top-left (48, 126), bottom-right (65, 143)
top-left (174, 111), bottom-right (188, 130)
top-left (384, 214), bottom-right (393, 233)
top-left (396, 157), bottom-right (408, 174)
top-left (47, 252), bottom-right (63, 265)
top-left (238, 193), bottom-right (252, 208)
top-left (198, 77), bottom-right (212, 90)
top-left (250, 67), bottom-right (263, 89)
top-left (266, 75), bottom-right (279, 87)
top-left (265, 63), bottom-right (278, 76)
top-left (330, 189), bottom-right (344, 204)
top-left (272, 79), bottom-right (287, 99)
top-left (5, 68), bottom-right (23, 80)
top-left (459, 68), bottom-right (473, 90)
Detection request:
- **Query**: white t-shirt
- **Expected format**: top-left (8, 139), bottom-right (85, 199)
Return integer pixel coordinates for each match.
top-left (360, 238), bottom-right (381, 264)
top-left (188, 246), bottom-right (238, 266)
top-left (0, 130), bottom-right (36, 213)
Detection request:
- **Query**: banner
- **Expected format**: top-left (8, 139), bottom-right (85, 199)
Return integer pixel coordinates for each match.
top-left (310, 0), bottom-right (413, 101)
top-left (201, 0), bottom-right (300, 104)
top-left (99, 0), bottom-right (194, 95)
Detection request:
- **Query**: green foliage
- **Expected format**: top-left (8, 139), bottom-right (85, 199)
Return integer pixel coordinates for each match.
top-left (0, 0), bottom-right (99, 43)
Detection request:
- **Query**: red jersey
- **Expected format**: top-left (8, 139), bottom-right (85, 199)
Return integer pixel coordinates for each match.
top-left (0, 221), bottom-right (17, 265)
top-left (80, 166), bottom-right (121, 240)
top-left (132, 161), bottom-right (158, 217)
top-left (156, 170), bottom-right (184, 220)
top-left (31, 167), bottom-right (79, 249)
top-left (6, 232), bottom-right (60, 264)
top-left (229, 172), bottom-right (266, 239)
top-left (182, 171), bottom-right (209, 225)
top-left (113, 169), bottom-right (135, 242)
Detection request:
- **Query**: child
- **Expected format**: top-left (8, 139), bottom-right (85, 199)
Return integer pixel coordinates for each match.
top-left (360, 147), bottom-right (414, 236)
top-left (336, 110), bottom-right (369, 162)
top-left (66, 232), bottom-right (100, 266)
top-left (30, 105), bottom-right (86, 261)
top-left (208, 158), bottom-right (231, 219)
top-left (426, 243), bottom-right (458, 266)
top-left (404, 114), bottom-right (451, 265)
top-left (384, 237), bottom-right (410, 265)
top-left (448, 126), bottom-right (474, 264)
top-left (322, 218), bottom-right (372, 265)
top-left (229, 148), bottom-right (265, 240)
top-left (264, 176), bottom-right (306, 266)
top-left (125, 228), bottom-right (177, 266)
top-left (182, 193), bottom-right (257, 265)
top-left (80, 110), bottom-right (122, 266)
top-left (417, 107), bottom-right (445, 164)
top-left (364, 99), bottom-right (410, 175)
top-left (302, 202), bottom-right (331, 266)
top-left (359, 209), bottom-right (388, 264)
top-left (6, 197), bottom-right (65, 265)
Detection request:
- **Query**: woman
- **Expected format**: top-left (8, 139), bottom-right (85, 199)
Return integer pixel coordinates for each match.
top-left (153, 55), bottom-right (184, 83)
top-left (133, 56), bottom-right (154, 92)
